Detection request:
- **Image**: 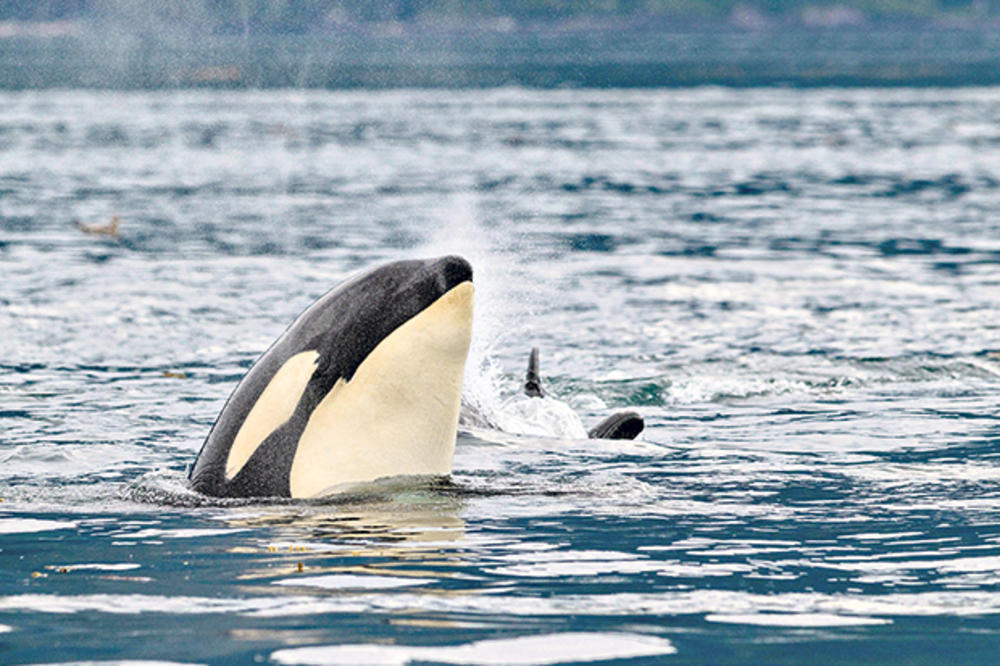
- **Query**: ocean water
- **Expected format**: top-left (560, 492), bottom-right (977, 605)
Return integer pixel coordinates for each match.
top-left (2, 87), bottom-right (1000, 664)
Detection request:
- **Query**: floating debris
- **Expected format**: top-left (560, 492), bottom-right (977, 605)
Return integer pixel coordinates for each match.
top-left (74, 215), bottom-right (121, 239)
top-left (161, 371), bottom-right (187, 379)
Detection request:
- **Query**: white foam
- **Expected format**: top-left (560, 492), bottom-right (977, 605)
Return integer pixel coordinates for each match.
top-left (0, 624), bottom-right (10, 633)
top-left (655, 562), bottom-right (755, 577)
top-left (490, 549), bottom-right (661, 577)
top-left (706, 612), bottom-right (891, 627)
top-left (46, 563), bottom-right (141, 572)
top-left (8, 588), bottom-right (1000, 622)
top-left (495, 550), bottom-right (642, 563)
top-left (257, 589), bottom-right (1000, 620)
top-left (32, 662), bottom-right (203, 666)
top-left (116, 528), bottom-right (249, 539)
top-left (0, 443), bottom-right (151, 479)
top-left (839, 532), bottom-right (923, 541)
top-left (491, 559), bottom-right (664, 578)
top-left (488, 548), bottom-right (752, 578)
top-left (491, 397), bottom-right (589, 440)
top-left (816, 555), bottom-right (1000, 574)
top-left (0, 594), bottom-right (322, 615)
top-left (270, 632), bottom-right (676, 665)
top-left (272, 574), bottom-right (434, 590)
top-left (0, 518), bottom-right (77, 534)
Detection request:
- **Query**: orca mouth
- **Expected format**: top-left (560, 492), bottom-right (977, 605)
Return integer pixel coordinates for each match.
top-left (434, 255), bottom-right (473, 293)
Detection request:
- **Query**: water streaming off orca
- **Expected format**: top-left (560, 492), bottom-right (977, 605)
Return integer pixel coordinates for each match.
top-left (3, 87), bottom-right (1000, 664)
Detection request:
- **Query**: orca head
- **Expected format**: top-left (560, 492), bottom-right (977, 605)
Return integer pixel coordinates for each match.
top-left (288, 255), bottom-right (474, 378)
top-left (286, 254), bottom-right (475, 498)
top-left (189, 255), bottom-right (474, 500)
top-left (367, 254), bottom-right (474, 357)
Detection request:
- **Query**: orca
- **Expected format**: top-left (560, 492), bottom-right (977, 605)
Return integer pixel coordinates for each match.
top-left (188, 255), bottom-right (474, 499)
top-left (521, 347), bottom-right (644, 440)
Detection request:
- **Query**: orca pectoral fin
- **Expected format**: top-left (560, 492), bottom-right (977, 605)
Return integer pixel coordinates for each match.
top-left (588, 411), bottom-right (644, 440)
top-left (523, 347), bottom-right (544, 398)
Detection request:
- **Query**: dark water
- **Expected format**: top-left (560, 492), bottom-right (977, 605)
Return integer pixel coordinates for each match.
top-left (3, 87), bottom-right (1000, 664)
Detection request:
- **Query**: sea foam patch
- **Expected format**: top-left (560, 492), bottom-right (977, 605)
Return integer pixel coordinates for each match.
top-left (116, 528), bottom-right (250, 539)
top-left (30, 661), bottom-right (204, 666)
top-left (270, 632), bottom-right (677, 665)
top-left (250, 588), bottom-right (1000, 619)
top-left (0, 518), bottom-right (77, 534)
top-left (0, 594), bottom-right (322, 615)
top-left (6, 587), bottom-right (1000, 624)
top-left (45, 563), bottom-right (141, 572)
top-left (272, 574), bottom-right (435, 590)
top-left (488, 549), bottom-right (661, 578)
top-left (706, 612), bottom-right (891, 627)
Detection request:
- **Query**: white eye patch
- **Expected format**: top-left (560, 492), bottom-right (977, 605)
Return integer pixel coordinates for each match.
top-left (225, 350), bottom-right (320, 480)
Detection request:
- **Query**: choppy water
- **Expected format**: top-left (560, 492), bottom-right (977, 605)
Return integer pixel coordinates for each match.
top-left (3, 87), bottom-right (1000, 664)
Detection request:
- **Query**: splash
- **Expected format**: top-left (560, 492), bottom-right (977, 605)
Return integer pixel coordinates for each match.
top-left (489, 395), bottom-right (589, 439)
top-left (416, 194), bottom-right (592, 439)
top-left (417, 193), bottom-right (531, 364)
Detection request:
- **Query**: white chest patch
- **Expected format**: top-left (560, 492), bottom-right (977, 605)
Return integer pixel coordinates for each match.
top-left (289, 282), bottom-right (473, 498)
top-left (225, 350), bottom-right (319, 481)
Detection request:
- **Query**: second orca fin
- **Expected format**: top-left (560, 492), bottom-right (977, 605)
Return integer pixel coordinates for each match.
top-left (524, 347), bottom-right (545, 398)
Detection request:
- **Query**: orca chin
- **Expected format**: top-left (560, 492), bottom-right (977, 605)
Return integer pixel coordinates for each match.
top-left (189, 256), bottom-right (474, 499)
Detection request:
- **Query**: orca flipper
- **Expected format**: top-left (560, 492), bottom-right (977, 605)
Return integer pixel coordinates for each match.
top-left (524, 347), bottom-right (544, 398)
top-left (588, 411), bottom-right (644, 440)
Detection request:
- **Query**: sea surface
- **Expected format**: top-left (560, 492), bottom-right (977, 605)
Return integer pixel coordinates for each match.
top-left (2, 87), bottom-right (1000, 664)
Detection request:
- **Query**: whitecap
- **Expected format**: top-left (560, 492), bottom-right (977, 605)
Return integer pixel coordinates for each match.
top-left (116, 528), bottom-right (249, 539)
top-left (46, 564), bottom-right (141, 572)
top-left (0, 518), bottom-right (77, 534)
top-left (270, 632), bottom-right (676, 665)
top-left (490, 559), bottom-right (663, 578)
top-left (491, 396), bottom-right (589, 440)
top-left (0, 594), bottom-right (320, 615)
top-left (272, 574), bottom-right (434, 590)
top-left (705, 612), bottom-right (891, 627)
top-left (31, 661), bottom-right (205, 666)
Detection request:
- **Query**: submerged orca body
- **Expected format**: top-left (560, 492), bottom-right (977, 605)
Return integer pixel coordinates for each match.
top-left (522, 348), bottom-right (644, 440)
top-left (189, 256), bottom-right (474, 499)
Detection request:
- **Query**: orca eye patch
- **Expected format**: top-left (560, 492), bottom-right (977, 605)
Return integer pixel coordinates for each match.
top-left (225, 350), bottom-right (319, 481)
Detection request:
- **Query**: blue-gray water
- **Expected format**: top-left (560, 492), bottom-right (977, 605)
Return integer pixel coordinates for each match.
top-left (6, 25), bottom-right (1000, 89)
top-left (3, 87), bottom-right (1000, 664)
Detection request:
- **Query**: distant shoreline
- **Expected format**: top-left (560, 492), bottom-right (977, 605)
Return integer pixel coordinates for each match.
top-left (2, 20), bottom-right (1000, 90)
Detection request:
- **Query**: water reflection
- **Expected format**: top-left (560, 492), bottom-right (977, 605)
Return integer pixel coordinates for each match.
top-left (223, 478), bottom-right (470, 589)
